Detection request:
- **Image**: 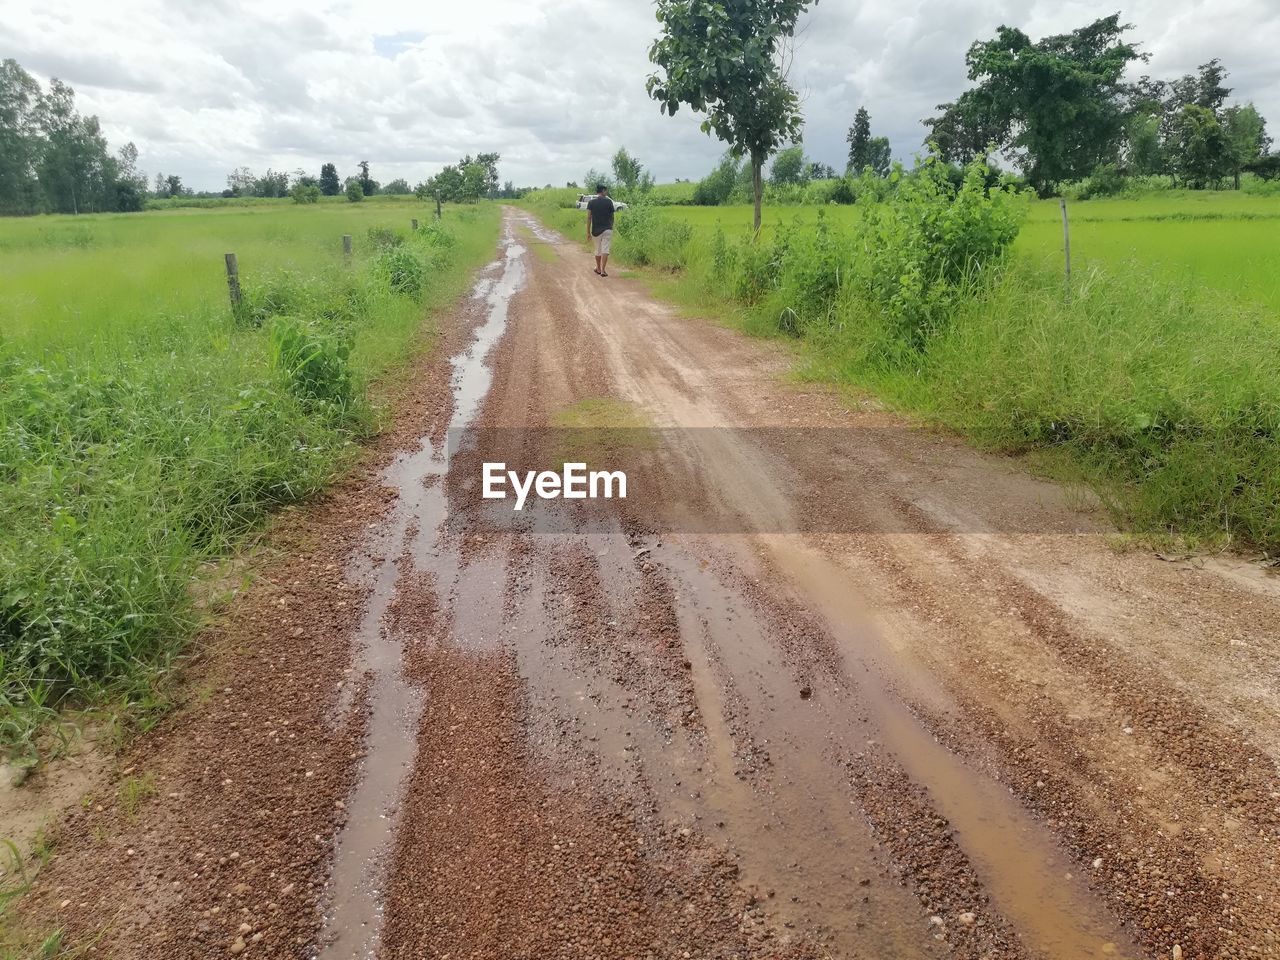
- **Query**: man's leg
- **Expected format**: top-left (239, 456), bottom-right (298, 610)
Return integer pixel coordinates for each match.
top-left (600, 252), bottom-right (609, 275)
top-left (594, 253), bottom-right (601, 273)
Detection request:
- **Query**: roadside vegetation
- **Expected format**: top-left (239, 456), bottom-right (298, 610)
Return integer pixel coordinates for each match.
top-left (521, 155), bottom-right (1280, 553)
top-left (0, 202), bottom-right (501, 759)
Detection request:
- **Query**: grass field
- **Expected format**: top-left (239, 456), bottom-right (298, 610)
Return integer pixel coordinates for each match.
top-left (0, 200), bottom-right (501, 755)
top-left (521, 184), bottom-right (1280, 552)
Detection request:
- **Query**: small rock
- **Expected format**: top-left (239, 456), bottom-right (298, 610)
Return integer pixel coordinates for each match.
top-left (1093, 857), bottom-right (1104, 869)
top-left (1172, 946), bottom-right (1183, 960)
top-left (60, 899), bottom-right (72, 909)
top-left (229, 936), bottom-right (246, 955)
top-left (799, 685), bottom-right (812, 700)
top-left (958, 912), bottom-right (976, 926)
top-left (239, 923), bottom-right (252, 935)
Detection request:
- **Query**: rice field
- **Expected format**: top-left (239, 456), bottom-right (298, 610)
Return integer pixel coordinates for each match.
top-left (657, 193), bottom-right (1280, 313)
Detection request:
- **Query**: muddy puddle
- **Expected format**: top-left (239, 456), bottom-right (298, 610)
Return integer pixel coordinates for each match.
top-left (317, 224), bottom-right (527, 959)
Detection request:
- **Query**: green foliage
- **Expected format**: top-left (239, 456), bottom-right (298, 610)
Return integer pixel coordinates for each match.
top-left (611, 148), bottom-right (643, 192)
top-left (961, 14), bottom-right (1143, 195)
top-left (692, 154), bottom-right (741, 205)
top-left (646, 0), bottom-right (815, 228)
top-left (271, 316), bottom-right (356, 408)
top-left (290, 183), bottom-right (321, 204)
top-left (846, 107), bottom-right (871, 172)
top-left (770, 145), bottom-right (807, 185)
top-left (345, 180), bottom-right (364, 203)
top-left (1174, 104), bottom-right (1233, 188)
top-left (924, 88), bottom-right (1010, 165)
top-left (319, 163), bottom-right (340, 196)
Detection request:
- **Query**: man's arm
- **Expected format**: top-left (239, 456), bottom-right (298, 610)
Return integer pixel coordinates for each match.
top-left (586, 206), bottom-right (592, 241)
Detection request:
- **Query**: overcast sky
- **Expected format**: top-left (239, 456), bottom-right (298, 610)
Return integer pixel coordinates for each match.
top-left (4, 0), bottom-right (1278, 191)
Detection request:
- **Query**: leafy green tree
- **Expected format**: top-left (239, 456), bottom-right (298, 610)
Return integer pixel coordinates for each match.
top-left (923, 88), bottom-right (1010, 164)
top-left (253, 168), bottom-right (289, 198)
top-left (460, 162), bottom-right (488, 201)
top-left (962, 14), bottom-right (1144, 195)
top-left (611, 147), bottom-right (643, 191)
top-left (770, 144), bottom-right (807, 184)
top-left (0, 59), bottom-right (44, 213)
top-left (1125, 111), bottom-right (1163, 175)
top-left (34, 78), bottom-right (119, 213)
top-left (866, 137), bottom-right (891, 177)
top-left (1222, 103), bottom-right (1269, 189)
top-left (165, 174), bottom-right (183, 197)
top-left (1174, 104), bottom-right (1232, 188)
top-left (357, 160), bottom-right (376, 195)
top-left (846, 106), bottom-right (871, 171)
top-left (647, 0), bottom-right (815, 231)
top-left (582, 168), bottom-right (611, 191)
top-left (345, 179), bottom-right (364, 202)
top-left (319, 162), bottom-right (340, 196)
top-left (382, 177), bottom-right (412, 194)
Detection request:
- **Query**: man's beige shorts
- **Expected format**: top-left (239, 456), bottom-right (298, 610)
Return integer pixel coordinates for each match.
top-left (593, 229), bottom-right (613, 255)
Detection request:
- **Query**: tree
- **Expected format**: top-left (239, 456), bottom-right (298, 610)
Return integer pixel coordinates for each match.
top-left (226, 166), bottom-right (255, 196)
top-left (1222, 103), bottom-right (1269, 189)
top-left (582, 168), bottom-right (611, 192)
top-left (611, 146), bottom-right (643, 192)
top-left (846, 106), bottom-right (871, 171)
top-left (345, 179), bottom-right (364, 202)
top-left (866, 136), bottom-right (891, 177)
top-left (923, 88), bottom-right (1010, 164)
top-left (358, 160), bottom-right (376, 196)
top-left (1174, 104), bottom-right (1232, 188)
top-left (0, 59), bottom-right (44, 213)
top-left (647, 0), bottom-right (816, 231)
top-left (770, 144), bottom-right (807, 184)
top-left (1125, 110), bottom-right (1163, 175)
top-left (962, 14), bottom-right (1144, 195)
top-left (319, 162), bottom-right (340, 196)
top-left (383, 177), bottom-right (412, 194)
top-left (34, 78), bottom-right (119, 214)
top-left (165, 174), bottom-right (183, 198)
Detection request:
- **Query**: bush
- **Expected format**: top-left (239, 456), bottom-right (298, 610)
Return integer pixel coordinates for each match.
top-left (375, 246), bottom-right (426, 296)
top-left (291, 183), bottom-right (322, 204)
top-left (271, 317), bottom-right (356, 408)
top-left (345, 181), bottom-right (364, 203)
top-left (845, 156), bottom-right (1027, 349)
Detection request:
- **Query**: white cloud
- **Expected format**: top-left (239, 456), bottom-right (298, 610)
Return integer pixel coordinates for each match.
top-left (2, 0), bottom-right (1276, 190)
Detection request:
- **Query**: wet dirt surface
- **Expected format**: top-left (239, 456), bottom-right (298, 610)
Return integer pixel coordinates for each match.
top-left (14, 208), bottom-right (1280, 960)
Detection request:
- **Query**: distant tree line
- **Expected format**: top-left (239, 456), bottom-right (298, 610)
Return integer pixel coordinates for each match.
top-left (923, 15), bottom-right (1273, 195)
top-left (0, 59), bottom-right (147, 214)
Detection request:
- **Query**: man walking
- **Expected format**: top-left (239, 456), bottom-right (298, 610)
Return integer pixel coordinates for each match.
top-left (586, 184), bottom-right (615, 277)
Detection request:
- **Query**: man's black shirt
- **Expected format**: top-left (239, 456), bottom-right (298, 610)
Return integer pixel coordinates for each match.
top-left (587, 195), bottom-right (615, 236)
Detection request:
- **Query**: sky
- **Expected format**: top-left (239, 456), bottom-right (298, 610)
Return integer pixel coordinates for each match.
top-left (3, 0), bottom-right (1278, 192)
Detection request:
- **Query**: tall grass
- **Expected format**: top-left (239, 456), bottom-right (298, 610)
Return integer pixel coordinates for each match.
top-left (520, 173), bottom-right (1280, 552)
top-left (0, 204), bottom-right (500, 757)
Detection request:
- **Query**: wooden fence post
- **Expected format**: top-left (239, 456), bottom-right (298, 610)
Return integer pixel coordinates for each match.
top-left (342, 234), bottom-right (352, 260)
top-left (435, 195), bottom-right (442, 220)
top-left (411, 218), bottom-right (419, 231)
top-left (224, 253), bottom-right (242, 311)
top-left (1059, 198), bottom-right (1071, 297)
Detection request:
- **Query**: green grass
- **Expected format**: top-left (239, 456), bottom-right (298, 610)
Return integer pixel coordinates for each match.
top-left (520, 185), bottom-right (1280, 552)
top-left (0, 200), bottom-right (501, 758)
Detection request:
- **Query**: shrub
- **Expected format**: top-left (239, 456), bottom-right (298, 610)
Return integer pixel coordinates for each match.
top-left (291, 183), bottom-right (322, 204)
top-left (271, 317), bottom-right (356, 408)
top-left (345, 181), bottom-right (364, 203)
top-left (375, 247), bottom-right (426, 296)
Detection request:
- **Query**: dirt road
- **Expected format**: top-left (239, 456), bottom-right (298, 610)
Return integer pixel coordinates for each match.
top-left (17, 208), bottom-right (1280, 959)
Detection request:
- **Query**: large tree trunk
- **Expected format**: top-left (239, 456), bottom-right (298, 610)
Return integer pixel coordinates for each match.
top-left (752, 158), bottom-right (762, 234)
